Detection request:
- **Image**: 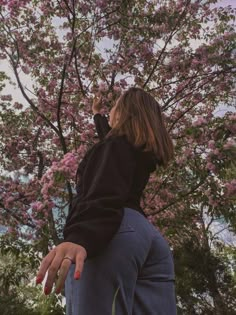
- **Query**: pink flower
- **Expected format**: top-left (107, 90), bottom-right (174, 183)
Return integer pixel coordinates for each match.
top-left (206, 162), bottom-right (216, 172)
top-left (192, 58), bottom-right (200, 66)
top-left (36, 219), bottom-right (45, 227)
top-left (31, 201), bottom-right (43, 211)
top-left (223, 139), bottom-right (235, 150)
top-left (21, 65), bottom-right (30, 74)
top-left (5, 196), bottom-right (14, 207)
top-left (225, 180), bottom-right (236, 197)
top-left (1, 94), bottom-right (12, 101)
top-left (14, 102), bottom-right (23, 109)
top-left (228, 114), bottom-right (236, 121)
top-left (7, 227), bottom-right (16, 234)
top-left (176, 156), bottom-right (185, 165)
top-left (119, 79), bottom-right (128, 89)
top-left (147, 216), bottom-right (155, 224)
top-left (95, 0), bottom-right (108, 8)
top-left (193, 117), bottom-right (207, 126)
top-left (213, 148), bottom-right (220, 155)
top-left (208, 140), bottom-right (215, 149)
top-left (113, 86), bottom-right (121, 93)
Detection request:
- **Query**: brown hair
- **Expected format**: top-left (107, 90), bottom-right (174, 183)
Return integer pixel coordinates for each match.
top-left (105, 87), bottom-right (174, 169)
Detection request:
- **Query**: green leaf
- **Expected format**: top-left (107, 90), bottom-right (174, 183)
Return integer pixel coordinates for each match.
top-left (112, 286), bottom-right (120, 315)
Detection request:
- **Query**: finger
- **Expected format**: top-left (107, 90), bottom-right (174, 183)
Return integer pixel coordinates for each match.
top-left (74, 253), bottom-right (85, 280)
top-left (96, 96), bottom-right (102, 102)
top-left (44, 253), bottom-right (64, 295)
top-left (55, 259), bottom-right (72, 294)
top-left (36, 249), bottom-right (56, 284)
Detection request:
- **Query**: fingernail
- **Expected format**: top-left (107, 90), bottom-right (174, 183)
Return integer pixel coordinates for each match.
top-left (44, 287), bottom-right (50, 295)
top-left (74, 271), bottom-right (80, 280)
top-left (55, 286), bottom-right (62, 294)
top-left (36, 276), bottom-right (43, 284)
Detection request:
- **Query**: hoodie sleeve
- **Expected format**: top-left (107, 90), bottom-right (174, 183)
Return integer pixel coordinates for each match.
top-left (63, 136), bottom-right (136, 259)
top-left (93, 113), bottom-right (112, 140)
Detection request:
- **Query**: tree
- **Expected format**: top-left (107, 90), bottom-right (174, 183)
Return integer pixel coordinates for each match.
top-left (0, 0), bottom-right (235, 313)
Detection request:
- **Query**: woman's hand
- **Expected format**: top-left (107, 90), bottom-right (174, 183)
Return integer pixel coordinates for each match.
top-left (92, 93), bottom-right (103, 115)
top-left (36, 242), bottom-right (87, 295)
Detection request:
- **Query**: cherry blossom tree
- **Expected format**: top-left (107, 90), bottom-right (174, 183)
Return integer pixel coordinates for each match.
top-left (0, 0), bottom-right (235, 313)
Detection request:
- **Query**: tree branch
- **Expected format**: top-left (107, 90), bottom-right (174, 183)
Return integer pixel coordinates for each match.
top-left (5, 50), bottom-right (61, 137)
top-left (0, 202), bottom-right (36, 229)
top-left (150, 175), bottom-right (208, 216)
top-left (143, 1), bottom-right (192, 88)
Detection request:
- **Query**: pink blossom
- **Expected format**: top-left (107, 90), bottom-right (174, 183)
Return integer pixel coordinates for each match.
top-left (14, 102), bottom-right (23, 109)
top-left (31, 201), bottom-right (43, 211)
top-left (36, 219), bottom-right (45, 227)
top-left (7, 227), bottom-right (16, 234)
top-left (119, 79), bottom-right (128, 89)
top-left (80, 3), bottom-right (90, 15)
top-left (213, 148), bottom-right (220, 155)
top-left (98, 82), bottom-right (107, 92)
top-left (147, 216), bottom-right (156, 224)
top-left (21, 65), bottom-right (30, 74)
top-left (192, 58), bottom-right (200, 66)
top-left (80, 134), bottom-right (88, 141)
top-left (5, 196), bottom-right (14, 207)
top-left (1, 94), bottom-right (12, 101)
top-left (0, 53), bottom-right (7, 59)
top-left (228, 114), bottom-right (236, 121)
top-left (46, 201), bottom-right (55, 209)
top-left (223, 139), bottom-right (235, 150)
top-left (208, 140), bottom-right (215, 149)
top-left (193, 117), bottom-right (207, 126)
top-left (183, 148), bottom-right (193, 157)
top-left (176, 156), bottom-right (185, 165)
top-left (225, 180), bottom-right (236, 197)
top-left (206, 162), bottom-right (216, 172)
top-left (113, 85), bottom-right (121, 93)
top-left (26, 233), bottom-right (34, 240)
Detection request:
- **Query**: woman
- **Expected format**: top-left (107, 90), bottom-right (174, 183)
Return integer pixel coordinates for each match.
top-left (36, 87), bottom-right (177, 314)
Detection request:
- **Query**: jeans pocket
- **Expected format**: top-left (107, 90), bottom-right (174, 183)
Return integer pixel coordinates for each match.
top-left (117, 222), bottom-right (135, 233)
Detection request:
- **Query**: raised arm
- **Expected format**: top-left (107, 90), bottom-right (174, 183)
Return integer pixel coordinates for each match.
top-left (92, 94), bottom-right (112, 140)
top-left (93, 113), bottom-right (112, 140)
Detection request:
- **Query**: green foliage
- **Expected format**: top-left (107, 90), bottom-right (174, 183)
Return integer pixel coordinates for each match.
top-left (0, 236), bottom-right (65, 315)
top-left (174, 235), bottom-right (236, 314)
top-left (0, 71), bottom-right (9, 91)
top-left (112, 286), bottom-right (120, 315)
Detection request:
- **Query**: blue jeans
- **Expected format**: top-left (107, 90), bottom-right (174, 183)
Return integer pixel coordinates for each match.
top-left (65, 207), bottom-right (177, 315)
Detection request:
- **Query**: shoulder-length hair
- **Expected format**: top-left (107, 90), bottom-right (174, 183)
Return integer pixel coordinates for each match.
top-left (105, 87), bottom-right (174, 169)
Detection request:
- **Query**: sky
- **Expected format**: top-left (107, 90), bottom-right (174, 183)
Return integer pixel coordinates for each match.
top-left (215, 0), bottom-right (236, 7)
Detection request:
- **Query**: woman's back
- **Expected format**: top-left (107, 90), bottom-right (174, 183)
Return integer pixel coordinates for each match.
top-left (75, 113), bottom-right (158, 219)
